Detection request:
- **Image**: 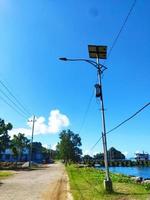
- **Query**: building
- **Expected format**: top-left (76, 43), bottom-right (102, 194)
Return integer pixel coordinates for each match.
top-left (135, 152), bottom-right (150, 161)
top-left (0, 147), bottom-right (53, 163)
top-left (0, 148), bottom-right (29, 162)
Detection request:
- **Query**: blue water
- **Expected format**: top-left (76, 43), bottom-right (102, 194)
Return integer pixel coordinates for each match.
top-left (97, 167), bottom-right (150, 179)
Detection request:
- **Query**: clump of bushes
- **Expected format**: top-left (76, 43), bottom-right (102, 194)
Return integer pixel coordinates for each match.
top-left (110, 172), bottom-right (133, 183)
top-left (143, 183), bottom-right (150, 190)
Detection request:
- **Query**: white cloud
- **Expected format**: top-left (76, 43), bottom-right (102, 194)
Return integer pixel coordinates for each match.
top-left (9, 109), bottom-right (70, 137)
top-left (48, 110), bottom-right (69, 133)
top-left (9, 128), bottom-right (31, 138)
top-left (27, 116), bottom-right (48, 134)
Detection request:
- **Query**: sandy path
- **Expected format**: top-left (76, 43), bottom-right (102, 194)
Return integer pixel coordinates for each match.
top-left (0, 163), bottom-right (72, 200)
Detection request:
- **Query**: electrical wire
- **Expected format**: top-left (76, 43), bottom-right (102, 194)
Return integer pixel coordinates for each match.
top-left (90, 136), bottom-right (102, 152)
top-left (107, 0), bottom-right (137, 59)
top-left (107, 102), bottom-right (150, 135)
top-left (78, 89), bottom-right (94, 134)
top-left (90, 0), bottom-right (138, 152)
top-left (0, 88), bottom-right (29, 118)
top-left (90, 102), bottom-right (150, 151)
top-left (0, 80), bottom-right (32, 116)
top-left (0, 94), bottom-right (27, 119)
top-left (90, 0), bottom-right (138, 151)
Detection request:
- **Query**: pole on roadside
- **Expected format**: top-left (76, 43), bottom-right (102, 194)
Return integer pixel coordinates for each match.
top-left (96, 57), bottom-right (113, 192)
top-left (49, 144), bottom-right (51, 162)
top-left (29, 115), bottom-right (36, 168)
top-left (59, 44), bottom-right (113, 192)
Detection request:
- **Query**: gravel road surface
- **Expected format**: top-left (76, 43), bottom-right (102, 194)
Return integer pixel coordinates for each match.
top-left (0, 163), bottom-right (72, 200)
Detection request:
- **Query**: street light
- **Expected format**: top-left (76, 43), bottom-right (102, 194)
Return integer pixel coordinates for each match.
top-left (88, 45), bottom-right (112, 192)
top-left (59, 44), bottom-right (113, 192)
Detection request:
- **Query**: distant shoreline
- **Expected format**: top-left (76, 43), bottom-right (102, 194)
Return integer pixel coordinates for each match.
top-left (82, 160), bottom-right (150, 167)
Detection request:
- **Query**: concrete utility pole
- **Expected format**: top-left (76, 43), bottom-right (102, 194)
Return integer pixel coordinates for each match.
top-left (29, 115), bottom-right (36, 168)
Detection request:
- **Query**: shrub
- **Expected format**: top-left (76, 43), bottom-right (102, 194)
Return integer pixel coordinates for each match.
top-left (143, 183), bottom-right (150, 190)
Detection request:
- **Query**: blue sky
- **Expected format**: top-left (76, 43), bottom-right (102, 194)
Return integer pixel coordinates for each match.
top-left (0, 0), bottom-right (149, 157)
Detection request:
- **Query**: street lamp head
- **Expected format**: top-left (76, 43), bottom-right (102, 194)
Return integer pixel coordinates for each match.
top-left (59, 57), bottom-right (68, 61)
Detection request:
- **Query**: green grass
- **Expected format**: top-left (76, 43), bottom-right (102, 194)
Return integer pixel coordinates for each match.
top-left (0, 171), bottom-right (13, 179)
top-left (66, 165), bottom-right (150, 200)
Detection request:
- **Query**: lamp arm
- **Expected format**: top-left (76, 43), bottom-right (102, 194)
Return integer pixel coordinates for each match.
top-left (59, 57), bottom-right (107, 70)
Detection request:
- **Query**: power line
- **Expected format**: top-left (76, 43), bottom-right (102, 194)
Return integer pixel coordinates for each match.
top-left (0, 80), bottom-right (32, 116)
top-left (89, 0), bottom-right (138, 153)
top-left (107, 0), bottom-right (137, 59)
top-left (89, 0), bottom-right (137, 153)
top-left (78, 89), bottom-right (94, 134)
top-left (0, 88), bottom-right (29, 118)
top-left (107, 102), bottom-right (150, 135)
top-left (0, 94), bottom-right (27, 119)
top-left (90, 136), bottom-right (102, 152)
top-left (90, 102), bottom-right (150, 151)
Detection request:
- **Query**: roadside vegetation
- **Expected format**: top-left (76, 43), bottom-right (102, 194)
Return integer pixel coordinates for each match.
top-left (66, 165), bottom-right (150, 200)
top-left (56, 130), bottom-right (82, 165)
top-left (0, 171), bottom-right (13, 179)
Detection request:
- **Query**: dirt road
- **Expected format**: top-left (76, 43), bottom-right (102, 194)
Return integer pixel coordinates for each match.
top-left (0, 163), bottom-right (72, 200)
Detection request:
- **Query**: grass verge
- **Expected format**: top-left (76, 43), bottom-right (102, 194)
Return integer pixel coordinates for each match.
top-left (66, 165), bottom-right (150, 200)
top-left (0, 171), bottom-right (13, 179)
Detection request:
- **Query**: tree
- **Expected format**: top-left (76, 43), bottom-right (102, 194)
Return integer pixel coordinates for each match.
top-left (56, 129), bottom-right (82, 165)
top-left (11, 133), bottom-right (30, 161)
top-left (93, 153), bottom-right (104, 160)
top-left (82, 155), bottom-right (93, 164)
top-left (0, 118), bottom-right (12, 153)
